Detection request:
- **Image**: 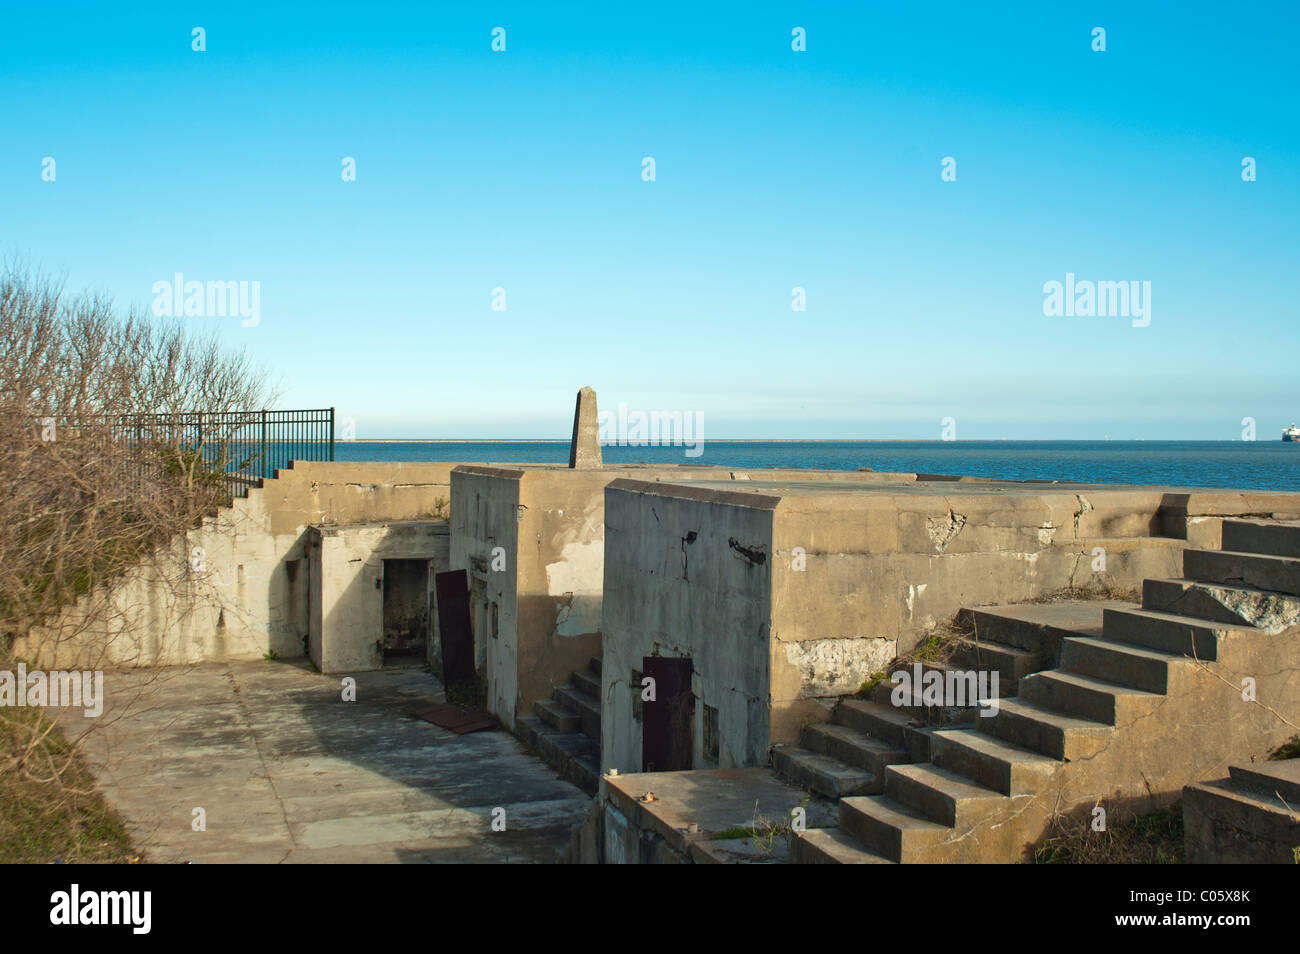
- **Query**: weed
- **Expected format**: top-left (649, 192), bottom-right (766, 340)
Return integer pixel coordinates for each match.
top-left (1033, 802), bottom-right (1184, 864)
top-left (1269, 735), bottom-right (1300, 760)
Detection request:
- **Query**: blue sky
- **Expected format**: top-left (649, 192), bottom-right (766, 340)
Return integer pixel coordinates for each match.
top-left (2, 2), bottom-right (1296, 439)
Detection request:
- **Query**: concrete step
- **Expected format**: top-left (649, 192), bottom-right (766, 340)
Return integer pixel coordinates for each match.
top-left (835, 698), bottom-right (913, 749)
top-left (1059, 635), bottom-right (1181, 694)
top-left (553, 684), bottom-right (601, 739)
top-left (1103, 606), bottom-right (1255, 661)
top-left (838, 795), bottom-right (951, 863)
top-left (790, 827), bottom-right (895, 864)
top-left (949, 638), bottom-right (1047, 691)
top-left (771, 745), bottom-right (882, 799)
top-left (1018, 669), bottom-right (1165, 726)
top-left (874, 660), bottom-right (1003, 718)
top-left (588, 656), bottom-right (602, 677)
top-left (869, 679), bottom-right (977, 728)
top-left (515, 716), bottom-right (600, 796)
top-left (1228, 761), bottom-right (1300, 804)
top-left (1184, 548), bottom-right (1300, 597)
top-left (801, 722), bottom-right (910, 775)
top-left (570, 667), bottom-right (601, 698)
top-left (1143, 578), bottom-right (1300, 632)
top-left (1221, 518), bottom-right (1300, 559)
top-left (929, 728), bottom-right (1060, 796)
top-left (957, 600), bottom-right (1121, 658)
top-left (1184, 778), bottom-right (1300, 864)
top-left (977, 697), bottom-right (1112, 761)
top-left (883, 762), bottom-right (1008, 828)
top-left (533, 698), bottom-right (579, 733)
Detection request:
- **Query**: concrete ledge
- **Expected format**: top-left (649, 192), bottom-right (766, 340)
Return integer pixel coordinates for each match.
top-left (1184, 772), bottom-right (1300, 864)
top-left (597, 767), bottom-right (837, 863)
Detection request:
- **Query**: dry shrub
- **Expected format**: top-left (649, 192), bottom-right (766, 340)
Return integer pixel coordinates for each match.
top-left (0, 262), bottom-right (272, 813)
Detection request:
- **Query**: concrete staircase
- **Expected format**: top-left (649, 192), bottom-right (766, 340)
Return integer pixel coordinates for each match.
top-left (772, 601), bottom-right (1117, 803)
top-left (792, 519), bottom-right (1300, 863)
top-left (516, 657), bottom-right (603, 796)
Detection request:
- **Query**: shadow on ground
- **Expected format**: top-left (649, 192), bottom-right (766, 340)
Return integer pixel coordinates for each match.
top-left (62, 659), bottom-right (591, 863)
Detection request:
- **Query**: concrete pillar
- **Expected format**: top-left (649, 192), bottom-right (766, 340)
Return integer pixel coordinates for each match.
top-left (568, 386), bottom-right (602, 469)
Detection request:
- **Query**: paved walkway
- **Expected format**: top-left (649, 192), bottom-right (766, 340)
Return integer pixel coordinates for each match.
top-left (65, 660), bottom-right (591, 863)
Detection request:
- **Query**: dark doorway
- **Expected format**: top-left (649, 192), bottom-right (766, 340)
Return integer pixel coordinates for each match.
top-left (435, 569), bottom-right (476, 687)
top-left (382, 559), bottom-right (429, 659)
top-left (641, 656), bottom-right (694, 772)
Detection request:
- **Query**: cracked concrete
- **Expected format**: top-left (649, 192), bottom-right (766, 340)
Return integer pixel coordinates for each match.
top-left (926, 508), bottom-right (968, 553)
top-left (62, 659), bottom-right (591, 863)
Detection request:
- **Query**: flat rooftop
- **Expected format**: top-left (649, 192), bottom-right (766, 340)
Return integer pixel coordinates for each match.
top-left (611, 477), bottom-right (1300, 500)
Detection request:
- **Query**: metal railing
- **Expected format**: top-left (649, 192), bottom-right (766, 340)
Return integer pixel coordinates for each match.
top-left (54, 407), bottom-right (335, 499)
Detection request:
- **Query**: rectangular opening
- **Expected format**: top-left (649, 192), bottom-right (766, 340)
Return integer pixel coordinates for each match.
top-left (641, 656), bottom-right (694, 773)
top-left (382, 559), bottom-right (430, 662)
top-left (435, 569), bottom-right (475, 686)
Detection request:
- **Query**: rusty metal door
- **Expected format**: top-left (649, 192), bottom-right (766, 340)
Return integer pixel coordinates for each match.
top-left (435, 570), bottom-right (475, 687)
top-left (642, 657), bottom-right (694, 772)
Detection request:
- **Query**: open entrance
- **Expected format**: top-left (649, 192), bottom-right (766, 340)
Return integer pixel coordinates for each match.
top-left (435, 569), bottom-right (476, 687)
top-left (641, 656), bottom-right (694, 773)
top-left (382, 559), bottom-right (430, 664)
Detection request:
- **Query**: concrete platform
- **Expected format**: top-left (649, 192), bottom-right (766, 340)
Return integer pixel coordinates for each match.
top-left (600, 767), bottom-right (837, 863)
top-left (61, 660), bottom-right (592, 863)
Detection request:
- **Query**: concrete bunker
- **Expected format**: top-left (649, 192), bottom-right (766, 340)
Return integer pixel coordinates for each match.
top-left (382, 558), bottom-right (431, 659)
top-left (306, 521), bottom-right (449, 674)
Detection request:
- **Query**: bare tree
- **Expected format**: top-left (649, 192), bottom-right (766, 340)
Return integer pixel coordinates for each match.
top-left (0, 263), bottom-right (274, 810)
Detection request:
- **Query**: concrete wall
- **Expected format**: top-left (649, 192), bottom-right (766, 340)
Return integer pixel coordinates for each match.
top-left (307, 521), bottom-right (449, 674)
top-left (21, 451), bottom-right (1300, 679)
top-left (601, 483), bottom-right (779, 774)
top-left (765, 485), bottom-right (1184, 740)
top-left (18, 461), bottom-right (465, 668)
top-left (450, 464), bottom-right (923, 731)
top-left (598, 477), bottom-right (1300, 772)
top-left (449, 466), bottom-right (523, 720)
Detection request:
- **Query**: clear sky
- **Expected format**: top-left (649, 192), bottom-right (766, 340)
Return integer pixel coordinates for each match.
top-left (2, 2), bottom-right (1296, 439)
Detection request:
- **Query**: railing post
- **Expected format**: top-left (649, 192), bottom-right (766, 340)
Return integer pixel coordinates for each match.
top-left (329, 407), bottom-right (335, 461)
top-left (260, 409), bottom-right (268, 479)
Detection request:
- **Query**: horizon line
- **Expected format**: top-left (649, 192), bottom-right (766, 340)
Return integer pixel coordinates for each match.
top-left (334, 437), bottom-right (1282, 444)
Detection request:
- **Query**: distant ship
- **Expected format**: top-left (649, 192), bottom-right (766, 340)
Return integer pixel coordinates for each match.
top-left (1285, 424), bottom-right (1300, 442)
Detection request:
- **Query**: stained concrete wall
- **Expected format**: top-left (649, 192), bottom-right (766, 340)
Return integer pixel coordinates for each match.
top-left (599, 477), bottom-right (1300, 773)
top-left (307, 522), bottom-right (449, 674)
top-left (18, 461), bottom-right (466, 668)
top-left (449, 466), bottom-right (523, 720)
top-left (450, 464), bottom-right (929, 731)
top-left (765, 483), bottom-right (1191, 740)
top-left (451, 464), bottom-right (733, 730)
top-left (601, 483), bottom-right (779, 774)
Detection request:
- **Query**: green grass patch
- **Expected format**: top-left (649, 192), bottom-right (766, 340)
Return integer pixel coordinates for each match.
top-left (856, 671), bottom-right (889, 698)
top-left (709, 826), bottom-right (757, 841)
top-left (0, 708), bottom-right (138, 864)
top-left (1269, 735), bottom-right (1300, 760)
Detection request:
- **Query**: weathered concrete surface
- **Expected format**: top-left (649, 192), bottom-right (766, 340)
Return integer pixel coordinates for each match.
top-left (597, 767), bottom-right (837, 864)
top-left (568, 386), bottom-right (602, 470)
top-left (599, 478), bottom-right (1300, 776)
top-left (450, 464), bottom-right (910, 731)
top-left (1184, 762), bottom-right (1300, 864)
top-left (63, 660), bottom-right (591, 863)
top-left (19, 461), bottom-right (473, 669)
top-left (305, 521), bottom-right (450, 674)
top-left (790, 525), bottom-right (1300, 863)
